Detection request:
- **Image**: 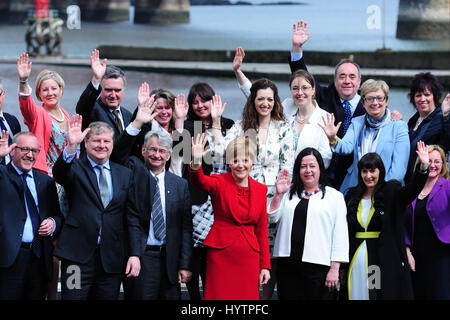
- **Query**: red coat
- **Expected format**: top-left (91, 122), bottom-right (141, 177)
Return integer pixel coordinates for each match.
top-left (190, 166), bottom-right (271, 299)
top-left (189, 166), bottom-right (271, 269)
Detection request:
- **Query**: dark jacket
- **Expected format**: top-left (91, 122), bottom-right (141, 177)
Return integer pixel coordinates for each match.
top-left (344, 168), bottom-right (428, 299)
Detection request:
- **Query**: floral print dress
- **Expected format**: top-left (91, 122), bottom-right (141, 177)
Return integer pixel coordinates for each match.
top-left (46, 120), bottom-right (69, 216)
top-left (213, 119), bottom-right (295, 254)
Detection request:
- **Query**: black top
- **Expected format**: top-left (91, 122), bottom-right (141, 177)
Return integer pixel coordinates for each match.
top-left (290, 198), bottom-right (309, 260)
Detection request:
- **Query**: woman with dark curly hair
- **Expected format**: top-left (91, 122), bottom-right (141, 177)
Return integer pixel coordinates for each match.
top-left (405, 72), bottom-right (449, 183)
top-left (344, 142), bottom-right (429, 300)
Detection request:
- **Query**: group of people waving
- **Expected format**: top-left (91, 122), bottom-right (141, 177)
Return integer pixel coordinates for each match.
top-left (0, 19), bottom-right (448, 301)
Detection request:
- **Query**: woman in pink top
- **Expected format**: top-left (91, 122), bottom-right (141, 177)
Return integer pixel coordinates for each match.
top-left (17, 53), bottom-right (71, 299)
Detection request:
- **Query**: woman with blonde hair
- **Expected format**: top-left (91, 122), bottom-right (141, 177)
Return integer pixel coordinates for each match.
top-left (405, 144), bottom-right (450, 299)
top-left (189, 134), bottom-right (271, 299)
top-left (320, 79), bottom-right (410, 195)
top-left (17, 52), bottom-right (71, 300)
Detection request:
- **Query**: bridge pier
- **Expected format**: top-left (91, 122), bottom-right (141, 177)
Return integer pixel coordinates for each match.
top-left (396, 0), bottom-right (450, 39)
top-left (134, 0), bottom-right (190, 24)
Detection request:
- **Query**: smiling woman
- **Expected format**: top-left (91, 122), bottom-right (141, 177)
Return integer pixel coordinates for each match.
top-left (320, 79), bottom-right (411, 195)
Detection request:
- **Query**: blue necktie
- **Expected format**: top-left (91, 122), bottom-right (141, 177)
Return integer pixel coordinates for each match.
top-left (151, 175), bottom-right (165, 241)
top-left (96, 165), bottom-right (110, 208)
top-left (0, 116), bottom-right (12, 145)
top-left (343, 100), bottom-right (352, 134)
top-left (21, 172), bottom-right (42, 258)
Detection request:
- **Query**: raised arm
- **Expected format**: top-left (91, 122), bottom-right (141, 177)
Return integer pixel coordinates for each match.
top-left (232, 47), bottom-right (251, 97)
top-left (440, 93), bottom-right (450, 151)
top-left (111, 91), bottom-right (157, 164)
top-left (90, 48), bottom-right (107, 87)
top-left (289, 20), bottom-right (311, 74)
top-left (0, 131), bottom-right (16, 159)
top-left (291, 19), bottom-right (311, 54)
top-left (174, 93), bottom-right (188, 132)
top-left (75, 49), bottom-right (106, 126)
top-left (17, 53), bottom-right (32, 95)
top-left (210, 94), bottom-right (227, 146)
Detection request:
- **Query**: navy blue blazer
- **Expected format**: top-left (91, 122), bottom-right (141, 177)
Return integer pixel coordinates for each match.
top-left (121, 156), bottom-right (193, 285)
top-left (0, 163), bottom-right (63, 280)
top-left (2, 112), bottom-right (21, 136)
top-left (75, 82), bottom-right (133, 142)
top-left (405, 105), bottom-right (450, 183)
top-left (52, 154), bottom-right (140, 274)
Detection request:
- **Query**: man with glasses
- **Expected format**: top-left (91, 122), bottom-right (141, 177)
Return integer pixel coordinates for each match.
top-left (0, 131), bottom-right (63, 299)
top-left (0, 82), bottom-right (21, 165)
top-left (120, 130), bottom-right (192, 300)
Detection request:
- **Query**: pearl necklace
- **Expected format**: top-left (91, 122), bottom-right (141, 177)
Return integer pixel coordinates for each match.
top-left (46, 107), bottom-right (65, 122)
top-left (295, 115), bottom-right (309, 125)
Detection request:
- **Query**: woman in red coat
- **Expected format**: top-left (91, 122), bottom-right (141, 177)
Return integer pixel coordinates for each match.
top-left (189, 134), bottom-right (271, 300)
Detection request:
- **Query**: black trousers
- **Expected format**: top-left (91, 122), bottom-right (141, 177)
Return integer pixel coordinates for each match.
top-left (277, 258), bottom-right (337, 300)
top-left (186, 246), bottom-right (207, 300)
top-left (126, 247), bottom-right (180, 300)
top-left (0, 247), bottom-right (47, 300)
top-left (60, 248), bottom-right (121, 300)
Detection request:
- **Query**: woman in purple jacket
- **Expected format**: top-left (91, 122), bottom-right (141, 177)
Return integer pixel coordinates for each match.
top-left (405, 144), bottom-right (450, 299)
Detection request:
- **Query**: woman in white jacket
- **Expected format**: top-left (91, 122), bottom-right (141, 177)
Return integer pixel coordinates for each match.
top-left (269, 147), bottom-right (349, 300)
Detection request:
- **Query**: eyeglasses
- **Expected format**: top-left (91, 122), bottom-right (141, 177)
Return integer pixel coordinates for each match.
top-left (291, 85), bottom-right (312, 93)
top-left (146, 147), bottom-right (168, 155)
top-left (363, 96), bottom-right (387, 103)
top-left (15, 146), bottom-right (40, 155)
top-left (0, 89), bottom-right (4, 96)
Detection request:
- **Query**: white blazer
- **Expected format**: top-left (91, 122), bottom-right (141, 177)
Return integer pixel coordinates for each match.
top-left (268, 186), bottom-right (349, 266)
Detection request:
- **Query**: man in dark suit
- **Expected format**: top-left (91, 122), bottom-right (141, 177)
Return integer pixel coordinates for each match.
top-left (121, 128), bottom-right (192, 300)
top-left (0, 131), bottom-right (63, 300)
top-left (75, 49), bottom-right (133, 142)
top-left (52, 118), bottom-right (141, 300)
top-left (0, 82), bottom-right (21, 165)
top-left (288, 20), bottom-right (366, 188)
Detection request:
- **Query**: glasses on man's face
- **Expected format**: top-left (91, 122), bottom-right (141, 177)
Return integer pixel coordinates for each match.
top-left (364, 96), bottom-right (387, 103)
top-left (147, 147), bottom-right (168, 155)
top-left (15, 146), bottom-right (40, 155)
top-left (291, 85), bottom-right (312, 93)
top-left (0, 89), bottom-right (4, 96)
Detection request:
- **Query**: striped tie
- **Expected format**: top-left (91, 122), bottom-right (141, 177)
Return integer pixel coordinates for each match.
top-left (151, 175), bottom-right (165, 241)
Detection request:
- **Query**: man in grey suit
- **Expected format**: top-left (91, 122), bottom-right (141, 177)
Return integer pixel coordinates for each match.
top-left (124, 129), bottom-right (192, 300)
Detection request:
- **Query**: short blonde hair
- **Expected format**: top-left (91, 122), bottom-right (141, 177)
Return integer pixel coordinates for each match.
top-left (225, 136), bottom-right (256, 165)
top-left (35, 69), bottom-right (65, 101)
top-left (415, 144), bottom-right (449, 179)
top-left (360, 79), bottom-right (389, 100)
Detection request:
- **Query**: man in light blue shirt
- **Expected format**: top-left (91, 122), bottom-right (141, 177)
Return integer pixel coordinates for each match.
top-left (0, 131), bottom-right (63, 300)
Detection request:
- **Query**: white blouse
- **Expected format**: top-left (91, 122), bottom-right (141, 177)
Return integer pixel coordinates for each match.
top-left (268, 186), bottom-right (349, 266)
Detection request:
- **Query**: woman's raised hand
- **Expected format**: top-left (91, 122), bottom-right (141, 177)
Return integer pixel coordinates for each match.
top-left (232, 47), bottom-right (245, 73)
top-left (137, 82), bottom-right (150, 108)
top-left (174, 93), bottom-right (188, 120)
top-left (415, 140), bottom-right (429, 170)
top-left (17, 53), bottom-right (32, 81)
top-left (191, 133), bottom-right (210, 168)
top-left (318, 113), bottom-right (341, 142)
top-left (211, 94), bottom-right (226, 122)
top-left (441, 93), bottom-right (450, 117)
top-left (275, 169), bottom-right (292, 196)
